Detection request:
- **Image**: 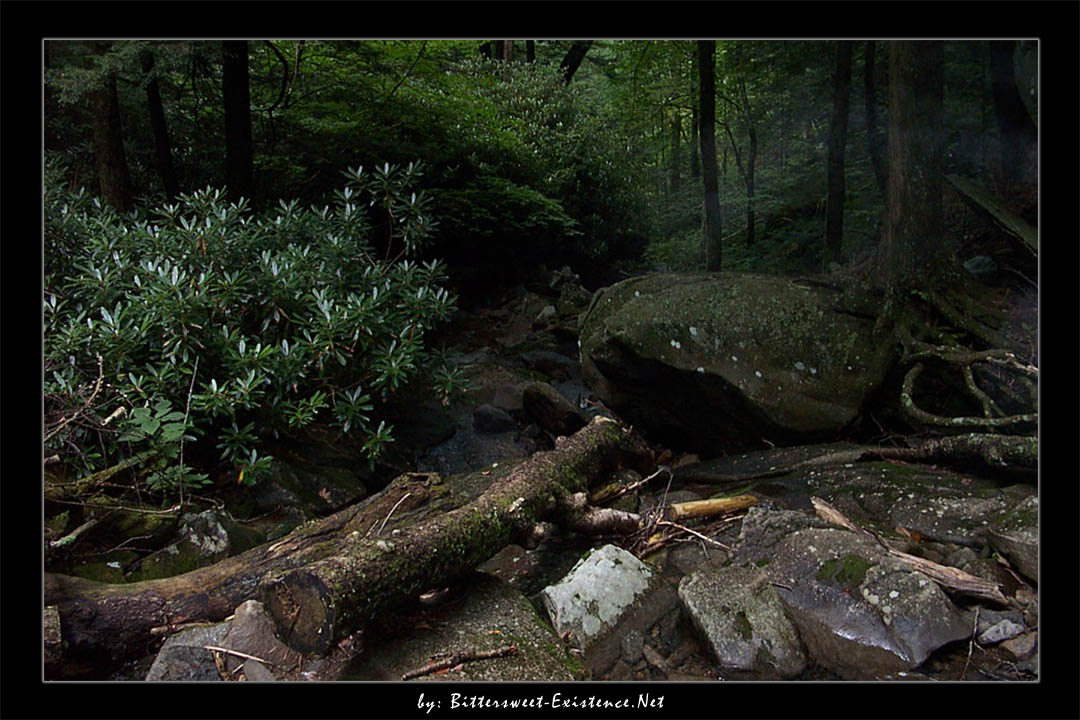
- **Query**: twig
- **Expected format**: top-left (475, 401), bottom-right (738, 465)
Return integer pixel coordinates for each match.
top-left (204, 645), bottom-right (276, 667)
top-left (401, 644), bottom-right (517, 680)
top-left (961, 607), bottom-right (980, 681)
top-left (376, 492), bottom-right (412, 536)
top-left (656, 520), bottom-right (731, 551)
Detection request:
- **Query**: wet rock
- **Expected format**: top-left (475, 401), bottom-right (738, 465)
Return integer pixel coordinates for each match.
top-left (522, 381), bottom-right (588, 436)
top-left (146, 622), bottom-right (231, 681)
top-left (580, 272), bottom-right (895, 454)
top-left (758, 526), bottom-right (973, 679)
top-left (473, 403), bottom-right (517, 434)
top-left (540, 544), bottom-right (655, 653)
top-left (344, 573), bottom-right (584, 681)
top-left (806, 461), bottom-right (1029, 547)
top-left (987, 495), bottom-right (1038, 582)
top-left (679, 565), bottom-right (807, 679)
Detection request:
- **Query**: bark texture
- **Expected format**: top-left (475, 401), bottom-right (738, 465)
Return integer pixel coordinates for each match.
top-left (879, 41), bottom-right (956, 294)
top-left (88, 43), bottom-right (132, 213)
top-left (140, 48), bottom-right (180, 200)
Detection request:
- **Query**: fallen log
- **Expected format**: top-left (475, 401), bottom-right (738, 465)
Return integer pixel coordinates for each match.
top-left (258, 417), bottom-right (651, 653)
top-left (44, 417), bottom-right (650, 674)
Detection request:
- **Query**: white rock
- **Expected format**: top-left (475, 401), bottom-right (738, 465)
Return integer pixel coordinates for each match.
top-left (540, 544), bottom-right (654, 651)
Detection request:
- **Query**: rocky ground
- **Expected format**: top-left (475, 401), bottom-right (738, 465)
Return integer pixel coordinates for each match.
top-left (77, 265), bottom-right (1037, 683)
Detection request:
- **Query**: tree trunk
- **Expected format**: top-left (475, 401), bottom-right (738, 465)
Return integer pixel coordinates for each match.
top-left (745, 124), bottom-right (757, 246)
top-left (44, 418), bottom-right (650, 673)
top-left (825, 41), bottom-right (853, 264)
top-left (864, 41), bottom-right (888, 200)
top-left (697, 41), bottom-right (722, 271)
top-left (689, 107), bottom-right (700, 180)
top-left (526, 40), bottom-right (535, 64)
top-left (988, 41), bottom-right (1037, 193)
top-left (140, 48), bottom-right (180, 200)
top-left (88, 43), bottom-right (133, 213)
top-left (668, 111), bottom-right (682, 194)
top-left (878, 41), bottom-right (960, 296)
top-left (501, 40), bottom-right (513, 82)
top-left (222, 40), bottom-right (254, 204)
top-left (559, 40), bottom-right (593, 84)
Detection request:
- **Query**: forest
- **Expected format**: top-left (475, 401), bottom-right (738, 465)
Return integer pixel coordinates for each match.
top-left (42, 39), bottom-right (1042, 689)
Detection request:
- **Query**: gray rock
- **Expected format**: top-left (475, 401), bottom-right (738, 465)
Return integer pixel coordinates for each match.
top-left (679, 565), bottom-right (807, 678)
top-left (580, 272), bottom-right (895, 454)
top-left (540, 544), bottom-right (654, 651)
top-left (146, 622), bottom-right (231, 681)
top-left (220, 600), bottom-right (304, 677)
top-left (241, 660), bottom-right (277, 682)
top-left (987, 495), bottom-right (1038, 582)
top-left (977, 619), bottom-right (1026, 645)
top-left (759, 526), bottom-right (973, 679)
top-left (473, 403), bottom-right (517, 434)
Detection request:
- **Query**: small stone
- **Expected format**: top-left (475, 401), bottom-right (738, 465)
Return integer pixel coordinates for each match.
top-left (1000, 631), bottom-right (1037, 660)
top-left (242, 660), bottom-right (277, 682)
top-left (977, 619), bottom-right (1025, 645)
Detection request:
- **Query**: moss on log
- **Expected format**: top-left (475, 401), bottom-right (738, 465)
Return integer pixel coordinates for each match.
top-left (259, 417), bottom-right (650, 654)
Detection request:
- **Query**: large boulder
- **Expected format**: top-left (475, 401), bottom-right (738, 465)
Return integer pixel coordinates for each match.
top-left (579, 272), bottom-right (896, 455)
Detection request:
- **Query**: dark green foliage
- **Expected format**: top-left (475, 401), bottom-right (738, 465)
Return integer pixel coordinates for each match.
top-left (44, 158), bottom-right (462, 491)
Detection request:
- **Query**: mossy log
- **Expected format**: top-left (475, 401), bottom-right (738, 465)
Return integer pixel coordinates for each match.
top-left (43, 417), bottom-right (650, 675)
top-left (258, 417), bottom-right (650, 654)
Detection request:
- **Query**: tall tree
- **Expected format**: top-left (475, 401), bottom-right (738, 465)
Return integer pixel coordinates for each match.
top-left (222, 40), bottom-right (254, 203)
top-left (697, 40), bottom-right (722, 271)
top-left (140, 46), bottom-right (180, 200)
top-left (501, 40), bottom-right (513, 82)
top-left (824, 41), bottom-right (853, 264)
top-left (863, 41), bottom-right (888, 200)
top-left (559, 40), bottom-right (592, 84)
top-left (878, 41), bottom-right (961, 296)
top-left (88, 42), bottom-right (133, 212)
top-left (668, 111), bottom-right (682, 193)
